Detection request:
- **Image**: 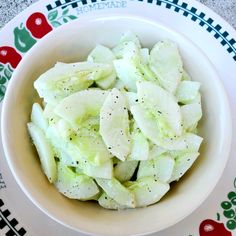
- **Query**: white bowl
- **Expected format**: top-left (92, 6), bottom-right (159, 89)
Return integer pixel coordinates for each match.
top-left (1, 14), bottom-right (232, 236)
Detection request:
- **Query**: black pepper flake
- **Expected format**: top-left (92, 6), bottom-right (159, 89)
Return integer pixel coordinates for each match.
top-left (157, 110), bottom-right (162, 114)
top-left (108, 147), bottom-right (111, 150)
top-left (135, 99), bottom-right (138, 102)
top-left (124, 107), bottom-right (127, 110)
top-left (105, 196), bottom-right (108, 199)
top-left (187, 159), bottom-right (190, 161)
top-left (109, 113), bottom-right (112, 116)
top-left (70, 137), bottom-right (72, 141)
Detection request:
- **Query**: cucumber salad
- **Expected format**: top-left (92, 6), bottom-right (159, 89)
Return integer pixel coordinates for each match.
top-left (28, 32), bottom-right (203, 209)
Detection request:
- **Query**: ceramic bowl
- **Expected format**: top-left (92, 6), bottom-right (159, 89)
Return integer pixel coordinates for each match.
top-left (1, 14), bottom-right (232, 236)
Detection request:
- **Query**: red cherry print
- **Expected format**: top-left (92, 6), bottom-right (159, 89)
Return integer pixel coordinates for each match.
top-left (0, 46), bottom-right (22, 68)
top-left (199, 219), bottom-right (232, 236)
top-left (26, 12), bottom-right (52, 39)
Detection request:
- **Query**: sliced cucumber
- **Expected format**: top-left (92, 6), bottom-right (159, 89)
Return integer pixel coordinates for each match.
top-left (124, 92), bottom-right (138, 109)
top-left (95, 72), bottom-right (116, 90)
top-left (55, 163), bottom-right (99, 200)
top-left (73, 131), bottom-right (112, 165)
top-left (176, 81), bottom-right (201, 104)
top-left (87, 44), bottom-right (115, 64)
top-left (137, 81), bottom-right (182, 137)
top-left (113, 32), bottom-right (141, 59)
top-left (87, 45), bottom-right (116, 89)
top-left (169, 152), bottom-right (200, 182)
top-left (137, 155), bottom-right (174, 182)
top-left (43, 103), bottom-right (60, 125)
top-left (149, 40), bottom-right (183, 93)
top-left (140, 48), bottom-right (149, 64)
top-left (81, 159), bottom-right (113, 179)
top-left (158, 133), bottom-right (203, 151)
top-left (96, 178), bottom-right (135, 208)
top-left (98, 192), bottom-right (125, 210)
top-left (34, 62), bottom-right (113, 104)
top-left (54, 89), bottom-right (108, 127)
top-left (113, 58), bottom-right (142, 92)
top-left (128, 177), bottom-right (170, 207)
top-left (181, 70), bottom-right (192, 81)
top-left (130, 104), bottom-right (160, 144)
top-left (181, 103), bottom-right (202, 131)
top-left (27, 122), bottom-right (57, 183)
top-left (31, 103), bottom-right (48, 132)
top-left (149, 144), bottom-right (167, 159)
top-left (100, 88), bottom-right (131, 161)
top-left (114, 160), bottom-right (138, 183)
top-left (129, 128), bottom-right (149, 160)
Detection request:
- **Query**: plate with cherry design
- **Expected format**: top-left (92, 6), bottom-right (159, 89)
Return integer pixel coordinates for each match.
top-left (0, 0), bottom-right (236, 236)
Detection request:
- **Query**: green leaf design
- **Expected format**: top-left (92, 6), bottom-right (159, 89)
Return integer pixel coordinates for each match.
top-left (51, 21), bottom-right (61, 28)
top-left (0, 64), bottom-right (4, 72)
top-left (0, 84), bottom-right (6, 101)
top-left (0, 76), bottom-right (7, 84)
top-left (67, 15), bottom-right (77, 20)
top-left (63, 17), bottom-right (68, 23)
top-left (62, 8), bottom-right (69, 16)
top-left (4, 68), bottom-right (11, 80)
top-left (7, 64), bottom-right (13, 72)
top-left (48, 10), bottom-right (58, 21)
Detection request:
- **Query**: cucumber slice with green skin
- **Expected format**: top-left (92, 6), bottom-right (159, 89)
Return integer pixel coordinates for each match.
top-left (169, 152), bottom-right (199, 182)
top-left (96, 178), bottom-right (135, 208)
top-left (114, 160), bottom-right (138, 183)
top-left (175, 81), bottom-right (201, 104)
top-left (181, 103), bottom-right (202, 132)
top-left (98, 192), bottom-right (125, 210)
top-left (100, 88), bottom-right (131, 161)
top-left (137, 155), bottom-right (175, 182)
top-left (129, 129), bottom-right (149, 160)
top-left (34, 62), bottom-right (113, 104)
top-left (137, 81), bottom-right (182, 137)
top-left (54, 89), bottom-right (108, 127)
top-left (31, 103), bottom-right (48, 132)
top-left (87, 45), bottom-right (117, 89)
top-left (55, 163), bottom-right (99, 200)
top-left (128, 177), bottom-right (170, 207)
top-left (149, 40), bottom-right (183, 94)
top-left (27, 122), bottom-right (57, 183)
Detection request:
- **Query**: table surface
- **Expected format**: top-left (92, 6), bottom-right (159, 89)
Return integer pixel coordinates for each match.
top-left (0, 0), bottom-right (236, 30)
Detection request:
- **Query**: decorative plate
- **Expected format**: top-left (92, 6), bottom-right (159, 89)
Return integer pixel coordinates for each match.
top-left (0, 0), bottom-right (235, 235)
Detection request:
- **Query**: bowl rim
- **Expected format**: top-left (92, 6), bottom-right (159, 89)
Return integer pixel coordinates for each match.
top-left (1, 13), bottom-right (233, 236)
